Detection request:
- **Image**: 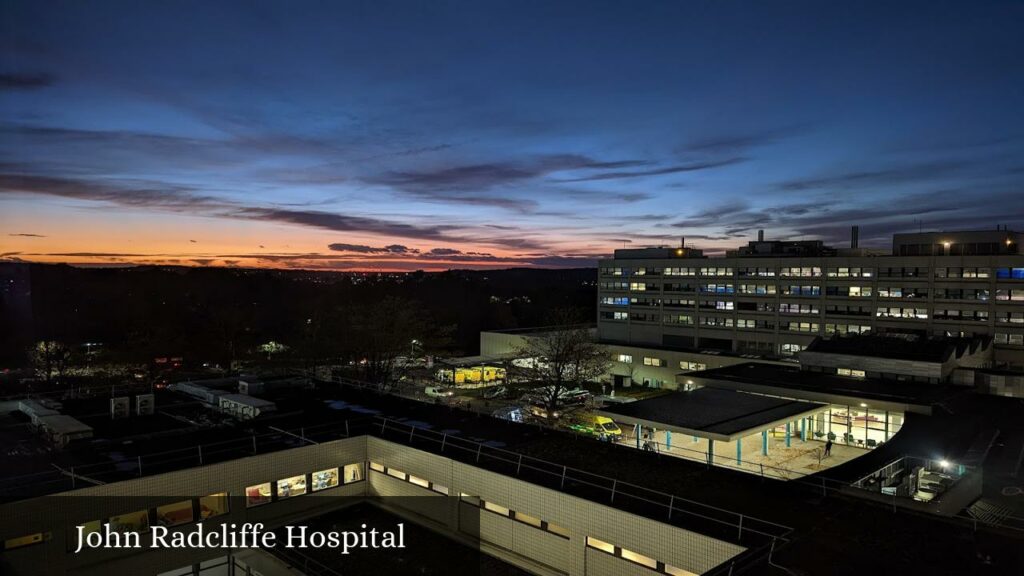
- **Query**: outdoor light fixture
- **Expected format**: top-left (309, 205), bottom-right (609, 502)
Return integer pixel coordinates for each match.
top-left (939, 459), bottom-right (950, 468)
top-left (859, 403), bottom-right (867, 407)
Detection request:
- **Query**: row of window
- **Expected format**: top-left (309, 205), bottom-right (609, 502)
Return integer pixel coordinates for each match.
top-left (604, 266), bottom-right (1024, 280)
top-left (995, 333), bottom-right (1024, 345)
top-left (836, 368), bottom-right (866, 378)
top-left (246, 463), bottom-right (364, 507)
top-left (605, 309), bottom-right (1023, 327)
top-left (602, 284), bottom-right (1024, 304)
top-left (933, 309), bottom-right (990, 322)
top-left (458, 494), bottom-right (570, 539)
top-left (6, 462), bottom-right (364, 553)
top-left (825, 323), bottom-right (873, 335)
top-left (368, 461), bottom-right (449, 495)
top-left (779, 303), bottom-right (819, 314)
top-left (875, 307), bottom-right (929, 319)
top-left (586, 536), bottom-right (695, 576)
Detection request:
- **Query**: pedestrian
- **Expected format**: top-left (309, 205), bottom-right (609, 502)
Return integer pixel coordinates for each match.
top-left (824, 439), bottom-right (833, 457)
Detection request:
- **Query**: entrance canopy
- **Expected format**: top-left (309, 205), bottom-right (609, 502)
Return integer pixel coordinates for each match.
top-left (597, 388), bottom-right (825, 442)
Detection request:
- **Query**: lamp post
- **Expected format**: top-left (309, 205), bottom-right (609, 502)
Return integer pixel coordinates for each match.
top-left (860, 402), bottom-right (869, 446)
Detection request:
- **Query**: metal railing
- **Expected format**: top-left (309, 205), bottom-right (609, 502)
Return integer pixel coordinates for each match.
top-left (372, 415), bottom-right (794, 546)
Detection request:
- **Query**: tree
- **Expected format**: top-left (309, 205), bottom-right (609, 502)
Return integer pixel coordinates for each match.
top-left (350, 297), bottom-right (430, 391)
top-left (30, 340), bottom-right (71, 387)
top-left (513, 310), bottom-right (610, 420)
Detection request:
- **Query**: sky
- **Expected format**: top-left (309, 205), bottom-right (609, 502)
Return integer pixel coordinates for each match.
top-left (1, 0), bottom-right (1023, 271)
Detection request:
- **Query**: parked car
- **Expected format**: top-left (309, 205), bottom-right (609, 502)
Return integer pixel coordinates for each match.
top-left (483, 385), bottom-right (508, 399)
top-left (424, 386), bottom-right (455, 398)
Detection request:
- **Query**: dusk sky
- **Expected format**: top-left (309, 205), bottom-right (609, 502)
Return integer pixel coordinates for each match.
top-left (2, 0), bottom-right (1023, 271)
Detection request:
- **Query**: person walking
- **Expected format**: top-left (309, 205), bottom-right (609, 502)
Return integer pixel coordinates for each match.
top-left (824, 439), bottom-right (833, 457)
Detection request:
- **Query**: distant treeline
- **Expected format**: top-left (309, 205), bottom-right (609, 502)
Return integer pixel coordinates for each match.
top-left (0, 264), bottom-right (596, 368)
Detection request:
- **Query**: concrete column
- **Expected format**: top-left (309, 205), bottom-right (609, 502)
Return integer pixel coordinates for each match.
top-left (884, 410), bottom-right (890, 442)
top-left (707, 440), bottom-right (715, 465)
top-left (785, 422), bottom-right (791, 448)
top-left (762, 430), bottom-right (768, 455)
top-left (634, 424), bottom-right (640, 449)
top-left (666, 430), bottom-right (672, 450)
top-left (736, 437), bottom-right (742, 464)
top-left (800, 418), bottom-right (807, 442)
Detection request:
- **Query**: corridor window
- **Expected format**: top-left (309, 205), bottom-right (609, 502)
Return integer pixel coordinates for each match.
top-left (109, 510), bottom-right (150, 533)
top-left (312, 468), bottom-right (339, 491)
top-left (343, 463), bottom-right (364, 484)
top-left (513, 511), bottom-right (543, 528)
top-left (643, 357), bottom-right (664, 367)
top-left (586, 536), bottom-right (616, 554)
top-left (246, 483), bottom-right (272, 507)
top-left (277, 475), bottom-right (307, 498)
top-left (156, 500), bottom-right (194, 527)
top-left (616, 354), bottom-right (633, 363)
top-left (483, 501), bottom-right (511, 517)
top-left (621, 548), bottom-right (659, 569)
top-left (199, 493), bottom-right (229, 519)
top-left (4, 533), bottom-right (46, 551)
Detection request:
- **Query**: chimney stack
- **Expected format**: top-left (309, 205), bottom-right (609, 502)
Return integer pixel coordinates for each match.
top-left (851, 225), bottom-right (860, 249)
top-left (757, 229), bottom-right (764, 242)
top-left (680, 237), bottom-right (685, 248)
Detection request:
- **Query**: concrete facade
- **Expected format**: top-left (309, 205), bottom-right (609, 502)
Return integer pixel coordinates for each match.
top-left (0, 436), bottom-right (744, 576)
top-left (597, 250), bottom-right (1024, 370)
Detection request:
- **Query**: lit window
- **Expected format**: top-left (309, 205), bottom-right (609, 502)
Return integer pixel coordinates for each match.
top-left (343, 463), bottom-right (364, 484)
top-left (547, 522), bottom-right (570, 538)
top-left (586, 536), bottom-right (616, 554)
top-left (277, 475), bottom-right (307, 498)
top-left (312, 468), bottom-right (339, 491)
top-left (199, 493), bottom-right (229, 519)
top-left (386, 467), bottom-right (406, 481)
top-left (155, 500), bottom-right (194, 527)
top-left (616, 354), bottom-right (633, 364)
top-left (483, 501), bottom-right (511, 516)
top-left (431, 484), bottom-right (449, 495)
top-left (514, 511), bottom-right (543, 528)
top-left (369, 461), bottom-right (385, 472)
top-left (4, 533), bottom-right (46, 551)
top-left (459, 493), bottom-right (481, 506)
top-left (109, 510), bottom-right (150, 533)
top-left (665, 564), bottom-right (698, 576)
top-left (245, 483), bottom-right (272, 507)
top-left (621, 548), bottom-right (659, 569)
top-left (408, 475), bottom-right (430, 489)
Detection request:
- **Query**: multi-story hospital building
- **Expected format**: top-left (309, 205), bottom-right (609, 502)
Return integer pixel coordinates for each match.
top-left (589, 228), bottom-right (1024, 388)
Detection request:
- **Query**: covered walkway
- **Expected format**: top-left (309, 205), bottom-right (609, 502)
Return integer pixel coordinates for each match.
top-left (598, 388), bottom-right (868, 480)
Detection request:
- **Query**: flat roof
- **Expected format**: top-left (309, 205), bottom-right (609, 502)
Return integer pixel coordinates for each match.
top-left (597, 387), bottom-right (824, 441)
top-left (685, 362), bottom-right (969, 413)
top-left (802, 335), bottom-right (986, 363)
top-left (36, 414), bottom-right (93, 435)
top-left (220, 394), bottom-right (277, 408)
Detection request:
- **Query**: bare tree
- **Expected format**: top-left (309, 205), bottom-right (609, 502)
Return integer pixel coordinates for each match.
top-left (513, 310), bottom-right (609, 420)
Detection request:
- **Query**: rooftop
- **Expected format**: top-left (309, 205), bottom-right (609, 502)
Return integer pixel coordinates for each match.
top-left (597, 388), bottom-right (823, 440)
top-left (0, 380), bottom-right (1020, 574)
top-left (686, 362), bottom-right (970, 411)
top-left (803, 334), bottom-right (991, 363)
